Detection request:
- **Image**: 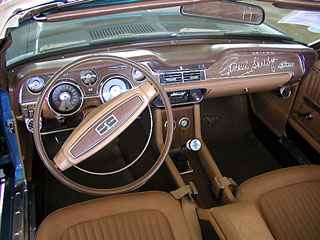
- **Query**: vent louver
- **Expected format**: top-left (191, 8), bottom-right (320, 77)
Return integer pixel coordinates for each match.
top-left (183, 71), bottom-right (201, 82)
top-left (160, 70), bottom-right (205, 84)
top-left (162, 73), bottom-right (183, 84)
top-left (90, 24), bottom-right (155, 40)
top-left (25, 118), bottom-right (42, 133)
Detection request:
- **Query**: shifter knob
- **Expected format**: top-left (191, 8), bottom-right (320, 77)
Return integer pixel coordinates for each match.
top-left (186, 139), bottom-right (201, 151)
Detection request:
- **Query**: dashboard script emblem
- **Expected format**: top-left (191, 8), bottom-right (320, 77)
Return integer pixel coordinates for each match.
top-left (278, 61), bottom-right (295, 69)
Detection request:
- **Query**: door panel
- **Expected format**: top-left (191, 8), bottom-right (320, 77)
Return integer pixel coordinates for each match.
top-left (289, 61), bottom-right (320, 152)
top-left (249, 83), bottom-right (299, 137)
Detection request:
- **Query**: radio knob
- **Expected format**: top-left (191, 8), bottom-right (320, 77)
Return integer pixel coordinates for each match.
top-left (192, 92), bottom-right (201, 101)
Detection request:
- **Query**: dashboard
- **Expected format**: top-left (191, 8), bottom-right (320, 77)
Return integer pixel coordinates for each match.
top-left (9, 41), bottom-right (317, 133)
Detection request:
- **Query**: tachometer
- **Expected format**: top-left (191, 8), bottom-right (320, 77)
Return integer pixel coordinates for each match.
top-left (100, 76), bottom-right (132, 103)
top-left (48, 82), bottom-right (83, 115)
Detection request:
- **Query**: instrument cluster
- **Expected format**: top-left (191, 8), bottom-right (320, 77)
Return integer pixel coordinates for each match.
top-left (20, 67), bottom-right (147, 119)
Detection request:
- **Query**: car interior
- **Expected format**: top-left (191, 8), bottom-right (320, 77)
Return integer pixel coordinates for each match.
top-left (0, 0), bottom-right (320, 240)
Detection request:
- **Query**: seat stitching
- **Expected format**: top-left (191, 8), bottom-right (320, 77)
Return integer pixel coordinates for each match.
top-left (239, 166), bottom-right (320, 188)
top-left (56, 209), bottom-right (173, 240)
top-left (257, 180), bottom-right (320, 206)
top-left (260, 181), bottom-right (320, 240)
top-left (132, 212), bottom-right (143, 240)
top-left (262, 189), bottom-right (293, 240)
top-left (291, 183), bottom-right (315, 239)
top-left (298, 183), bottom-right (320, 238)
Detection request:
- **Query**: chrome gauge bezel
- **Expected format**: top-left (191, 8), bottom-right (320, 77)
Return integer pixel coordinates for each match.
top-left (99, 75), bottom-right (133, 104)
top-left (80, 69), bottom-right (98, 86)
top-left (132, 68), bottom-right (146, 82)
top-left (26, 76), bottom-right (45, 95)
top-left (46, 81), bottom-right (84, 117)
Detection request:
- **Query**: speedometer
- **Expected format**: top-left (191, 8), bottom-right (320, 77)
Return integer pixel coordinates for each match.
top-left (100, 76), bottom-right (132, 103)
top-left (48, 82), bottom-right (83, 115)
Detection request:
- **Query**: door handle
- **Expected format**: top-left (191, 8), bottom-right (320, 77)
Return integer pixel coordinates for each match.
top-left (294, 112), bottom-right (314, 120)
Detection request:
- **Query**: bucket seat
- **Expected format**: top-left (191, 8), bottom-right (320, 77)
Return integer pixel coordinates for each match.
top-left (238, 165), bottom-right (320, 240)
top-left (36, 191), bottom-right (193, 240)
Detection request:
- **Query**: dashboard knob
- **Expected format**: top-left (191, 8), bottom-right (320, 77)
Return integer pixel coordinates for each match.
top-left (179, 117), bottom-right (190, 129)
top-left (280, 86), bottom-right (292, 98)
top-left (186, 139), bottom-right (201, 151)
top-left (192, 92), bottom-right (201, 101)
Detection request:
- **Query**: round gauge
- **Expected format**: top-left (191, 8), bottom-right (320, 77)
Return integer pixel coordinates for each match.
top-left (100, 76), bottom-right (132, 103)
top-left (48, 83), bottom-right (83, 115)
top-left (132, 69), bottom-right (146, 82)
top-left (27, 76), bottom-right (45, 94)
top-left (80, 70), bottom-right (97, 86)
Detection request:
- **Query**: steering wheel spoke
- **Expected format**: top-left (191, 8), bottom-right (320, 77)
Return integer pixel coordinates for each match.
top-left (54, 82), bottom-right (157, 171)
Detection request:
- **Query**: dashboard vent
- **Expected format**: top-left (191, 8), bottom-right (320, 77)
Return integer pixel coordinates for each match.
top-left (183, 71), bottom-right (202, 82)
top-left (25, 118), bottom-right (42, 133)
top-left (90, 24), bottom-right (155, 40)
top-left (160, 70), bottom-right (205, 84)
top-left (162, 73), bottom-right (183, 84)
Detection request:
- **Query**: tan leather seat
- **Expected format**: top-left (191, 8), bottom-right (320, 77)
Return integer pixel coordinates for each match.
top-left (36, 191), bottom-right (193, 240)
top-left (237, 165), bottom-right (320, 240)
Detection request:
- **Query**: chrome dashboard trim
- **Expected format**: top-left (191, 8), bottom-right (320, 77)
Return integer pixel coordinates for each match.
top-left (46, 80), bottom-right (85, 117)
top-left (98, 74), bottom-right (133, 104)
top-left (205, 71), bottom-right (295, 81)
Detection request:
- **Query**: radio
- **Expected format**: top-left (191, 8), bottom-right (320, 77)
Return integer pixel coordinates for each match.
top-left (153, 89), bottom-right (204, 107)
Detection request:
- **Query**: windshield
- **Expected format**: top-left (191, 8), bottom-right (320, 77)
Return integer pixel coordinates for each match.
top-left (7, 4), bottom-right (297, 67)
top-left (246, 1), bottom-right (320, 45)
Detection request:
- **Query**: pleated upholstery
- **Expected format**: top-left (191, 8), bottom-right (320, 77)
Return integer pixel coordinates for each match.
top-left (36, 191), bottom-right (193, 240)
top-left (61, 210), bottom-right (173, 240)
top-left (238, 165), bottom-right (320, 240)
top-left (260, 181), bottom-right (320, 240)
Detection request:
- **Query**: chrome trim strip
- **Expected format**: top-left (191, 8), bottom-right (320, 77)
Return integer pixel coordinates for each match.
top-left (0, 174), bottom-right (5, 231)
top-left (206, 71), bottom-right (295, 81)
top-left (298, 54), bottom-right (306, 75)
top-left (28, 186), bottom-right (36, 240)
top-left (11, 180), bottom-right (28, 240)
top-left (40, 127), bottom-right (75, 136)
top-left (20, 102), bottom-right (37, 107)
top-left (83, 95), bottom-right (99, 99)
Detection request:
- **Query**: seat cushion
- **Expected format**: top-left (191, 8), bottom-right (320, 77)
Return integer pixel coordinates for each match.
top-left (238, 165), bottom-right (320, 240)
top-left (36, 191), bottom-right (193, 240)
